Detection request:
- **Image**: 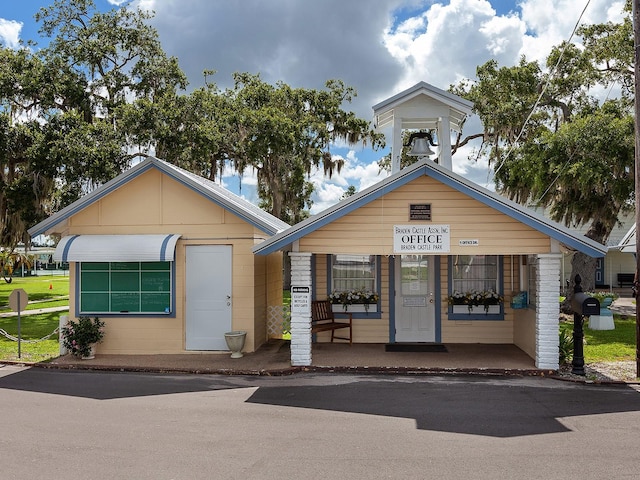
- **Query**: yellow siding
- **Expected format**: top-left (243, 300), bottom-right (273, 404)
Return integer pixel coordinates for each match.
top-left (251, 252), bottom-right (283, 348)
top-left (265, 253), bottom-right (284, 307)
top-left (300, 176), bottom-right (552, 255)
top-left (58, 168), bottom-right (281, 354)
top-left (304, 171), bottom-right (547, 351)
top-left (68, 170), bottom-right (253, 235)
top-left (253, 254), bottom-right (267, 347)
top-left (254, 252), bottom-right (284, 344)
top-left (513, 308), bottom-right (536, 358)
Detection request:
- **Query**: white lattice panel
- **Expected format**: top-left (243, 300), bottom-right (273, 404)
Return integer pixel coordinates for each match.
top-left (267, 305), bottom-right (291, 338)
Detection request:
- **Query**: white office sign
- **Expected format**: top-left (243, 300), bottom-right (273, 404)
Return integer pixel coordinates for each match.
top-left (393, 225), bottom-right (450, 253)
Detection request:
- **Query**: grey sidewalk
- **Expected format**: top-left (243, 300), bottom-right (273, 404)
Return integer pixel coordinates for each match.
top-left (0, 306), bottom-right (69, 317)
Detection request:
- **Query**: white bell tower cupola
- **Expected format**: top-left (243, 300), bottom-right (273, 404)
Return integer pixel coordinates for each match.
top-left (372, 82), bottom-right (474, 174)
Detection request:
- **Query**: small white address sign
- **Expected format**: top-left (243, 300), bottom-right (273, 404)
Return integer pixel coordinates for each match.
top-left (459, 239), bottom-right (479, 246)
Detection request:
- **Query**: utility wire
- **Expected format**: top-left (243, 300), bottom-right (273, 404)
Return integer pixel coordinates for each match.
top-left (489, 0), bottom-right (592, 182)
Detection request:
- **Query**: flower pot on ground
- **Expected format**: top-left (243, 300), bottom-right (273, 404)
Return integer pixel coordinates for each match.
top-left (61, 316), bottom-right (105, 359)
top-left (82, 344), bottom-right (97, 360)
top-left (586, 291), bottom-right (618, 307)
top-left (224, 331), bottom-right (247, 358)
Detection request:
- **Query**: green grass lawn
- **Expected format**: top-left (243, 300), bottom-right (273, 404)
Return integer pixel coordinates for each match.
top-left (0, 311), bottom-right (63, 362)
top-left (0, 275), bottom-right (69, 308)
top-left (0, 275), bottom-right (69, 362)
top-left (560, 316), bottom-right (636, 362)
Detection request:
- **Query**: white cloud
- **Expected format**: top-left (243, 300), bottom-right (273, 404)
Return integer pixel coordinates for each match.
top-left (453, 154), bottom-right (496, 191)
top-left (381, 0), bottom-right (625, 94)
top-left (383, 0), bottom-right (527, 92)
top-left (480, 14), bottom-right (525, 56)
top-left (132, 0), bottom-right (155, 12)
top-left (519, 0), bottom-right (625, 64)
top-left (130, 0), bottom-right (627, 213)
top-left (0, 19), bottom-right (22, 49)
top-left (307, 150), bottom-right (389, 213)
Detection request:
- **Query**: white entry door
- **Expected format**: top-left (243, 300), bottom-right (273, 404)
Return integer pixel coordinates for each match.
top-left (186, 245), bottom-right (232, 350)
top-left (395, 255), bottom-right (435, 342)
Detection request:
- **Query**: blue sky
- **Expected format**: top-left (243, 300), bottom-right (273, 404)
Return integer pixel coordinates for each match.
top-left (0, 0), bottom-right (625, 213)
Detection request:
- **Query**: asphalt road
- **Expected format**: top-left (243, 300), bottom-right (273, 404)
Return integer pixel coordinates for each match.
top-left (1, 366), bottom-right (639, 479)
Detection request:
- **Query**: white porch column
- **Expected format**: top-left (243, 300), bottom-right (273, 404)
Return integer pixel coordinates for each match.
top-left (391, 118), bottom-right (403, 174)
top-left (535, 253), bottom-right (562, 370)
top-left (289, 252), bottom-right (313, 366)
top-left (437, 116), bottom-right (452, 170)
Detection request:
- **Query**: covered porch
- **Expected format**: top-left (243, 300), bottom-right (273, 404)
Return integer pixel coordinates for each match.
top-left (253, 82), bottom-right (607, 371)
top-left (255, 158), bottom-right (605, 370)
top-left (302, 342), bottom-right (539, 373)
top-left (282, 250), bottom-right (568, 370)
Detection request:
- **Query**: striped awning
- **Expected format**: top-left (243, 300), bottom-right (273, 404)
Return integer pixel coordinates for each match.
top-left (53, 234), bottom-right (181, 262)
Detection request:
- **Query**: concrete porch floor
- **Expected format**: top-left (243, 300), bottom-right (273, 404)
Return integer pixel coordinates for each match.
top-left (40, 342), bottom-right (541, 376)
top-left (311, 343), bottom-right (537, 372)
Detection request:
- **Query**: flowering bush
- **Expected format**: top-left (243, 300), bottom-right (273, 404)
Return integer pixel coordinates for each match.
top-left (448, 289), bottom-right (503, 313)
top-left (61, 316), bottom-right (105, 358)
top-left (586, 291), bottom-right (618, 305)
top-left (329, 289), bottom-right (379, 311)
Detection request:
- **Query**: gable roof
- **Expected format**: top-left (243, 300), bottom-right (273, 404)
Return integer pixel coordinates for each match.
top-left (253, 159), bottom-right (607, 258)
top-left (527, 207), bottom-right (636, 248)
top-left (373, 81), bottom-right (474, 132)
top-left (28, 157), bottom-right (290, 238)
top-left (616, 225), bottom-right (636, 253)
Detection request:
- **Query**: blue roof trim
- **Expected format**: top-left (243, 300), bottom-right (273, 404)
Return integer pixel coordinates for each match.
top-left (28, 157), bottom-right (288, 238)
top-left (424, 167), bottom-right (606, 258)
top-left (153, 166), bottom-right (283, 235)
top-left (28, 161), bottom-right (156, 237)
top-left (253, 166), bottom-right (426, 255)
top-left (254, 160), bottom-right (607, 257)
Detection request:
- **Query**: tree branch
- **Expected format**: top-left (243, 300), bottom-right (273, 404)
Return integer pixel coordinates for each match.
top-left (452, 132), bottom-right (485, 155)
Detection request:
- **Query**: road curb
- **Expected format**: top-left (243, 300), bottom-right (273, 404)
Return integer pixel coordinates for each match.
top-left (19, 359), bottom-right (554, 379)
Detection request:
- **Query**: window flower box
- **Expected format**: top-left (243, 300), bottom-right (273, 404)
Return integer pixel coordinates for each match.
top-left (328, 289), bottom-right (379, 314)
top-left (452, 305), bottom-right (501, 315)
top-left (448, 289), bottom-right (503, 315)
top-left (331, 303), bottom-right (378, 314)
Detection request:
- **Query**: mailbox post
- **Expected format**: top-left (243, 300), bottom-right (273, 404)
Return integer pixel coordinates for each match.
top-left (570, 275), bottom-right (600, 375)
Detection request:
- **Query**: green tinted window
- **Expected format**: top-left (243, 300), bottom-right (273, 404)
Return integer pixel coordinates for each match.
top-left (79, 262), bottom-right (172, 314)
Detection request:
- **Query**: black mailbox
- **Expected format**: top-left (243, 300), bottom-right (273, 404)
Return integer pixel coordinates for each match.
top-left (571, 292), bottom-right (600, 316)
